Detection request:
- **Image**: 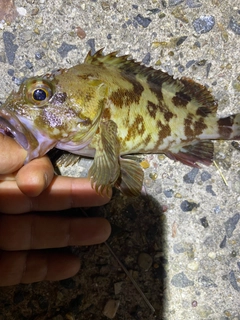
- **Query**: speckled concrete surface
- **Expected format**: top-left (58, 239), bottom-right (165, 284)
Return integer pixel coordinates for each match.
top-left (0, 0), bottom-right (240, 319)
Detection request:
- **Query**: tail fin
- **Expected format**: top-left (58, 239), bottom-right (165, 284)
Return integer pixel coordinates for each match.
top-left (165, 114), bottom-right (240, 168)
top-left (217, 114), bottom-right (240, 140)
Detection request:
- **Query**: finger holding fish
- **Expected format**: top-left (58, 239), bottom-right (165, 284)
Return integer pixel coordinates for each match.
top-left (0, 134), bottom-right (27, 173)
top-left (15, 156), bottom-right (54, 197)
top-left (0, 134), bottom-right (54, 196)
top-left (0, 176), bottom-right (111, 214)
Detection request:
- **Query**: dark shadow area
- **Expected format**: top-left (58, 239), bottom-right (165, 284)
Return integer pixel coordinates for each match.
top-left (0, 191), bottom-right (167, 320)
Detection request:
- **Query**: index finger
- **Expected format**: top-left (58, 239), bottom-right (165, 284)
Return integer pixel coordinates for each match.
top-left (0, 177), bottom-right (111, 214)
top-left (0, 134), bottom-right (27, 173)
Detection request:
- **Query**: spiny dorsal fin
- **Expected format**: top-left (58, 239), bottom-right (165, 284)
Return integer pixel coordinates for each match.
top-left (85, 49), bottom-right (218, 115)
top-left (84, 48), bottom-right (133, 68)
top-left (84, 49), bottom-right (171, 80)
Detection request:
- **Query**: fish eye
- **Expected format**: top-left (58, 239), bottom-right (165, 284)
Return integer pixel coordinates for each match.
top-left (33, 88), bottom-right (47, 101)
top-left (25, 78), bottom-right (54, 107)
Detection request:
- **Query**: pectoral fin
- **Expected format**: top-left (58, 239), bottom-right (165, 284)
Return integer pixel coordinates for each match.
top-left (88, 120), bottom-right (120, 195)
top-left (114, 158), bottom-right (144, 196)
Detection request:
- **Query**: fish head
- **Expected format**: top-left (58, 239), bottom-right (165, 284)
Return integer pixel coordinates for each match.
top-left (0, 68), bottom-right (106, 162)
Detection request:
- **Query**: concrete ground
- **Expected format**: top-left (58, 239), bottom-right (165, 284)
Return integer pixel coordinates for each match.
top-left (0, 0), bottom-right (239, 319)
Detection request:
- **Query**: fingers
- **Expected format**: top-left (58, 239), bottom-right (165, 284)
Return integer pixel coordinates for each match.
top-left (0, 215), bottom-right (111, 250)
top-left (0, 250), bottom-right (81, 286)
top-left (0, 177), bottom-right (111, 214)
top-left (0, 133), bottom-right (54, 197)
top-left (0, 215), bottom-right (111, 286)
top-left (16, 156), bottom-right (54, 197)
top-left (0, 134), bottom-right (27, 173)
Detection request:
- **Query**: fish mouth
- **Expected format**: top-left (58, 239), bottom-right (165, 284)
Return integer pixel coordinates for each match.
top-left (0, 112), bottom-right (29, 150)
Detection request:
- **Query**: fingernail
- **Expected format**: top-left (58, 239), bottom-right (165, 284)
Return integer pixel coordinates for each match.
top-left (44, 172), bottom-right (49, 188)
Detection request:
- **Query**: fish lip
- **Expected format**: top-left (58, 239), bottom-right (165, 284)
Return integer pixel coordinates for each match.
top-left (0, 110), bottom-right (29, 150)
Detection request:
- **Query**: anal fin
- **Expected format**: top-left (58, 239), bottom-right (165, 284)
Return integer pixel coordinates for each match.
top-left (166, 140), bottom-right (214, 168)
top-left (114, 158), bottom-right (144, 197)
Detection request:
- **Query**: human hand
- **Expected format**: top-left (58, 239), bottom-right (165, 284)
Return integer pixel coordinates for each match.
top-left (0, 134), bottom-right (111, 286)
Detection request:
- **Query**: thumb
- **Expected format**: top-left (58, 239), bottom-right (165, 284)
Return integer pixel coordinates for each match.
top-left (0, 134), bottom-right (27, 174)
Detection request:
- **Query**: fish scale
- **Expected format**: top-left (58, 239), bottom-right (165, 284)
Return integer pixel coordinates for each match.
top-left (0, 49), bottom-right (239, 196)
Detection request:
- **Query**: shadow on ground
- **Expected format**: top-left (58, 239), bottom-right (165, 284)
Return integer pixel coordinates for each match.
top-left (0, 192), bottom-right (167, 320)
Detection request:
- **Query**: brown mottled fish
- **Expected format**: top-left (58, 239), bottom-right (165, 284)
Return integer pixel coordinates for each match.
top-left (0, 49), bottom-right (239, 196)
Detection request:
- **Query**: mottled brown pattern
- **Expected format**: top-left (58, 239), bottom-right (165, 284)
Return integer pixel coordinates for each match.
top-left (147, 70), bottom-right (172, 86)
top-left (125, 115), bottom-right (145, 142)
top-left (144, 134), bottom-right (151, 146)
top-left (164, 110), bottom-right (174, 122)
top-left (159, 104), bottom-right (174, 122)
top-left (184, 116), bottom-right (208, 138)
top-left (196, 106), bottom-right (213, 117)
top-left (147, 101), bottom-right (158, 119)
top-left (179, 77), bottom-right (217, 113)
top-left (172, 91), bottom-right (191, 108)
top-left (157, 120), bottom-right (171, 138)
top-left (109, 76), bottom-right (144, 108)
top-left (147, 100), bottom-right (174, 122)
top-left (217, 116), bottom-right (233, 138)
top-left (184, 117), bottom-right (194, 138)
top-left (147, 71), bottom-right (176, 104)
top-left (148, 83), bottom-right (164, 102)
top-left (102, 107), bottom-right (111, 121)
top-left (154, 120), bottom-right (171, 149)
top-left (194, 117), bottom-right (207, 135)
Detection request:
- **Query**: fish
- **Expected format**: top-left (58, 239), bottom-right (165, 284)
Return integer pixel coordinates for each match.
top-left (0, 49), bottom-right (240, 196)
